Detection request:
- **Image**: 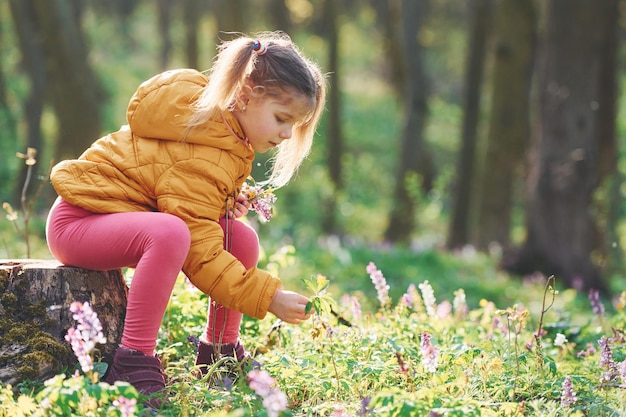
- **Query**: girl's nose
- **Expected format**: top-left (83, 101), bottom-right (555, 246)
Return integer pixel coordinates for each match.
top-left (280, 125), bottom-right (293, 140)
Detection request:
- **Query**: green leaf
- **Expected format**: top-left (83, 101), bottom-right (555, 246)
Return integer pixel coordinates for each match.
top-left (313, 297), bottom-right (322, 314)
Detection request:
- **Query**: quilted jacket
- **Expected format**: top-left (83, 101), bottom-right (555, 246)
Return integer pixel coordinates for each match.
top-left (50, 69), bottom-right (281, 319)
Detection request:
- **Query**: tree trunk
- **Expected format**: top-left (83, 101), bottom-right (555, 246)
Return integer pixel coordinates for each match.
top-left (157, 0), bottom-right (174, 70)
top-left (0, 3), bottom-right (19, 200)
top-left (504, 0), bottom-right (618, 293)
top-left (214, 0), bottom-right (246, 35)
top-left (445, 0), bottom-right (492, 250)
top-left (321, 0), bottom-right (343, 236)
top-left (594, 0), bottom-right (621, 275)
top-left (384, 0), bottom-right (433, 244)
top-left (0, 260), bottom-right (127, 385)
top-left (8, 0), bottom-right (47, 204)
top-left (267, 0), bottom-right (291, 33)
top-left (474, 0), bottom-right (535, 251)
top-left (183, 0), bottom-right (203, 69)
top-left (8, 0), bottom-right (46, 152)
top-left (30, 0), bottom-right (103, 161)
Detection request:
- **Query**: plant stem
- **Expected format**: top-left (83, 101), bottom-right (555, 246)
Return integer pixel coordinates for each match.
top-left (327, 332), bottom-right (341, 398)
top-left (534, 275), bottom-right (556, 373)
top-left (20, 164), bottom-right (32, 258)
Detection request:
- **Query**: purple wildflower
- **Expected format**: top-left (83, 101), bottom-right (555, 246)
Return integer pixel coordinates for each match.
top-left (420, 332), bottom-right (439, 373)
top-left (400, 283), bottom-right (423, 312)
top-left (599, 337), bottom-right (614, 369)
top-left (357, 397), bottom-right (372, 416)
top-left (340, 294), bottom-right (362, 321)
top-left (492, 316), bottom-right (508, 335)
top-left (560, 376), bottom-right (577, 407)
top-left (599, 336), bottom-right (617, 384)
top-left (248, 369), bottom-right (288, 417)
top-left (241, 180), bottom-right (277, 222)
top-left (187, 334), bottom-right (200, 348)
top-left (576, 342), bottom-right (596, 358)
top-left (366, 262), bottom-right (390, 308)
top-left (64, 301), bottom-right (106, 373)
top-left (436, 300), bottom-right (452, 319)
top-left (401, 293), bottom-right (413, 308)
top-left (262, 390), bottom-right (288, 417)
top-left (248, 369), bottom-right (275, 397)
top-left (589, 289), bottom-right (605, 316)
top-left (112, 396), bottom-right (137, 417)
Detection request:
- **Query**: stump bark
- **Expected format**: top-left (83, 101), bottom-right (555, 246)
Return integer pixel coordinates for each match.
top-left (0, 259), bottom-right (128, 385)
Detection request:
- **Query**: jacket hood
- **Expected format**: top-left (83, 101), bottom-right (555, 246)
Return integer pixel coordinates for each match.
top-left (126, 69), bottom-right (252, 159)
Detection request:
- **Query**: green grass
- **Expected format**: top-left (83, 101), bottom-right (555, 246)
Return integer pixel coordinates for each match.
top-left (1, 241), bottom-right (625, 416)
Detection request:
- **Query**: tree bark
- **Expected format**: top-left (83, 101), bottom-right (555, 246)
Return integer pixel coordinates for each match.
top-left (446, 0), bottom-right (492, 250)
top-left (594, 0), bottom-right (621, 275)
top-left (214, 0), bottom-right (246, 35)
top-left (321, 0), bottom-right (344, 235)
top-left (504, 0), bottom-right (618, 293)
top-left (30, 0), bottom-right (103, 161)
top-left (157, 0), bottom-right (173, 70)
top-left (267, 0), bottom-right (292, 33)
top-left (384, 0), bottom-right (433, 244)
top-left (0, 3), bottom-right (19, 200)
top-left (0, 260), bottom-right (127, 385)
top-left (7, 0), bottom-right (47, 204)
top-left (474, 0), bottom-right (535, 251)
top-left (183, 0), bottom-right (204, 69)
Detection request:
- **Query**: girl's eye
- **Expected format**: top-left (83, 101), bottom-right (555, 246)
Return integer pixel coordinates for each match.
top-left (275, 116), bottom-right (285, 123)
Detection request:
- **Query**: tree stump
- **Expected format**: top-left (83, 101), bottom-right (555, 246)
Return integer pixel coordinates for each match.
top-left (0, 259), bottom-right (128, 385)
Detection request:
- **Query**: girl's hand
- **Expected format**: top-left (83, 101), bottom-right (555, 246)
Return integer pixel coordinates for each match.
top-left (268, 289), bottom-right (312, 324)
top-left (231, 194), bottom-right (251, 218)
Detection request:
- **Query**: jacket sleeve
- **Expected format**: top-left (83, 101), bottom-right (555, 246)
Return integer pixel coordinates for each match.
top-left (155, 159), bottom-right (281, 319)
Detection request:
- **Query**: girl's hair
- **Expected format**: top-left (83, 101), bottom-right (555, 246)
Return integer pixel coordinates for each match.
top-left (187, 31), bottom-right (326, 188)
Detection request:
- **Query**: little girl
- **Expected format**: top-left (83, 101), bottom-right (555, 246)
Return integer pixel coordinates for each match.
top-left (45, 32), bottom-right (326, 403)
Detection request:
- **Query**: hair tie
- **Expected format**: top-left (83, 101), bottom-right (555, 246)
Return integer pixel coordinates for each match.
top-left (253, 40), bottom-right (267, 56)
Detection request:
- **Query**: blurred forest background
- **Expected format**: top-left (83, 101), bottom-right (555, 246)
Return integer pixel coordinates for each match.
top-left (1, 0), bottom-right (625, 298)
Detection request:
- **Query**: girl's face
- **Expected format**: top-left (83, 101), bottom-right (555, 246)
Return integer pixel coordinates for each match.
top-left (234, 87), bottom-right (313, 153)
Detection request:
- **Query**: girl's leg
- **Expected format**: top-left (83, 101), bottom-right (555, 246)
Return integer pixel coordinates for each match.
top-left (46, 198), bottom-right (191, 355)
top-left (201, 217), bottom-right (260, 346)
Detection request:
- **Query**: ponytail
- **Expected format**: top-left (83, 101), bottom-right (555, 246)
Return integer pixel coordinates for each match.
top-left (186, 36), bottom-right (258, 127)
top-left (187, 32), bottom-right (327, 188)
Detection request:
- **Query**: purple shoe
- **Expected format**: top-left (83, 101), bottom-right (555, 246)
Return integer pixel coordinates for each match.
top-left (104, 347), bottom-right (166, 408)
top-left (195, 340), bottom-right (261, 378)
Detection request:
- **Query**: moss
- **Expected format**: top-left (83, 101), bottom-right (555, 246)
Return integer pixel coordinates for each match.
top-left (15, 364), bottom-right (38, 381)
top-left (30, 336), bottom-right (68, 358)
top-left (1, 293), bottom-right (18, 313)
top-left (7, 324), bottom-right (30, 342)
top-left (0, 269), bottom-right (8, 292)
top-left (0, 282), bottom-right (73, 384)
top-left (0, 317), bottom-right (10, 332)
top-left (0, 318), bottom-right (71, 383)
top-left (25, 302), bottom-right (57, 329)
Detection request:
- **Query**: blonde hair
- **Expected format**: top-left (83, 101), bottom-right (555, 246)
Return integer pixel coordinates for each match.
top-left (187, 32), bottom-right (326, 188)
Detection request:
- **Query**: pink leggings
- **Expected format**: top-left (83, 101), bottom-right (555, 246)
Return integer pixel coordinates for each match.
top-left (46, 197), bottom-right (259, 355)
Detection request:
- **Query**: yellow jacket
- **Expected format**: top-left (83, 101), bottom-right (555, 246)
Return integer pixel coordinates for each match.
top-left (50, 69), bottom-right (281, 319)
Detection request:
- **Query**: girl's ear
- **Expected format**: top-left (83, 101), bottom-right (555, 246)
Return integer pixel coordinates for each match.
top-left (239, 83), bottom-right (254, 101)
top-left (234, 84), bottom-right (253, 110)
